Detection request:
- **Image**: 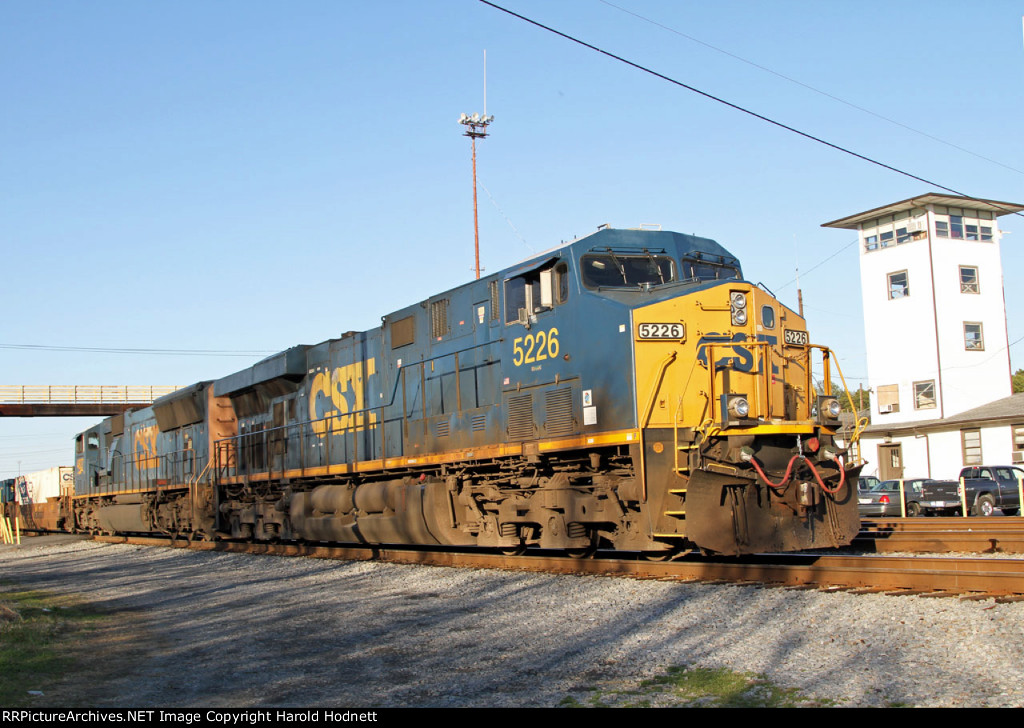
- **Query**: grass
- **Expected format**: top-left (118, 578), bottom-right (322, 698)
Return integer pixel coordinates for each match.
top-left (0, 587), bottom-right (105, 707)
top-left (560, 666), bottom-right (839, 708)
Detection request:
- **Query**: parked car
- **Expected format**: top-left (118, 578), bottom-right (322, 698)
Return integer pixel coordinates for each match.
top-left (858, 476), bottom-right (881, 492)
top-left (960, 466), bottom-right (1023, 516)
top-left (920, 466), bottom-right (1023, 516)
top-left (858, 478), bottom-right (930, 518)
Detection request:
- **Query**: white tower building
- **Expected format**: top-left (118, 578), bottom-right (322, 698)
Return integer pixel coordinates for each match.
top-left (823, 193), bottom-right (1024, 479)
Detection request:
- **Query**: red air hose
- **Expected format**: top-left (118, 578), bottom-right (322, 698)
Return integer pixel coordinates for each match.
top-left (748, 452), bottom-right (847, 495)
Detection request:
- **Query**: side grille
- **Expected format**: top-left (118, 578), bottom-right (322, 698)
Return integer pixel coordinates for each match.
top-left (435, 419), bottom-right (450, 438)
top-left (431, 299), bottom-right (449, 339)
top-left (545, 387), bottom-right (575, 436)
top-left (507, 394), bottom-right (535, 440)
top-left (489, 281), bottom-right (500, 321)
top-left (471, 414), bottom-right (487, 432)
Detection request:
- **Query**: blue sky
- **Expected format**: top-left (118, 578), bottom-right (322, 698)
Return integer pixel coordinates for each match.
top-left (3, 0), bottom-right (1023, 477)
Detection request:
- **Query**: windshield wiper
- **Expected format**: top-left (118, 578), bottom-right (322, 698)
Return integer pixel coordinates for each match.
top-left (642, 248), bottom-right (666, 285)
top-left (604, 249), bottom-right (628, 285)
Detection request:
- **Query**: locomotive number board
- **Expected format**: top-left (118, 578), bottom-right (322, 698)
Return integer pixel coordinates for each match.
top-left (637, 323), bottom-right (685, 340)
top-left (783, 329), bottom-right (809, 346)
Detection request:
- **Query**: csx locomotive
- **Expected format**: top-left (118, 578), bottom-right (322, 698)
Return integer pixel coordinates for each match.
top-left (71, 226), bottom-right (861, 556)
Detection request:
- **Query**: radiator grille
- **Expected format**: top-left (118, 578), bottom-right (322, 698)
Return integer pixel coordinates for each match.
top-left (507, 394), bottom-right (535, 440)
top-left (545, 387), bottom-right (575, 436)
top-left (431, 299), bottom-right (449, 339)
top-left (489, 281), bottom-right (500, 321)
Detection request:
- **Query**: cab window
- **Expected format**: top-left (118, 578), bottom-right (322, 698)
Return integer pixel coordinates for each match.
top-left (505, 261), bottom-right (565, 325)
top-left (580, 253), bottom-right (674, 289)
top-left (681, 257), bottom-right (740, 282)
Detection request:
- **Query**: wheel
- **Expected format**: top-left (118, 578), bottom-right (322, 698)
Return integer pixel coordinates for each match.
top-left (566, 543), bottom-right (598, 559)
top-left (641, 549), bottom-right (679, 562)
top-left (500, 544), bottom-right (527, 556)
top-left (906, 501), bottom-right (921, 517)
top-left (974, 494), bottom-right (996, 517)
top-left (566, 532), bottom-right (599, 559)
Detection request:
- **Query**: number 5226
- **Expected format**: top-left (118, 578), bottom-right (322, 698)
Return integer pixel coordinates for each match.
top-left (513, 328), bottom-right (560, 367)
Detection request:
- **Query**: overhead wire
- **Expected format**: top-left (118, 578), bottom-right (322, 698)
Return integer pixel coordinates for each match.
top-left (0, 343), bottom-right (275, 357)
top-left (481, 0), bottom-right (1024, 311)
top-left (774, 238), bottom-right (859, 291)
top-left (480, 1), bottom-right (1024, 221)
top-left (597, 0), bottom-right (1024, 178)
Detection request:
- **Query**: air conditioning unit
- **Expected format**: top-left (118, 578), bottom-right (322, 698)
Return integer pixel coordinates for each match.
top-left (879, 404), bottom-right (894, 414)
top-left (904, 219), bottom-right (927, 233)
top-left (1013, 450), bottom-right (1024, 463)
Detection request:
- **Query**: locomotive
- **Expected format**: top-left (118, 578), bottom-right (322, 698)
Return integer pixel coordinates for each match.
top-left (70, 225), bottom-right (861, 556)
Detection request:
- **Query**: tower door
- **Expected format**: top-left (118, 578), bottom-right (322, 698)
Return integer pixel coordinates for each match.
top-left (878, 443), bottom-right (904, 480)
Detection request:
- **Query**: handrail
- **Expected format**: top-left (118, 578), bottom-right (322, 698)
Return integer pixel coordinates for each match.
top-left (213, 338), bottom-right (503, 481)
top-left (100, 446), bottom-right (199, 493)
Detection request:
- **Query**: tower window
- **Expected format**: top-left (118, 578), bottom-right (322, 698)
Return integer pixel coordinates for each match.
top-left (964, 322), bottom-right (984, 351)
top-left (887, 271), bottom-right (909, 299)
top-left (913, 380), bottom-right (936, 410)
top-left (877, 384), bottom-right (899, 414)
top-left (959, 266), bottom-right (979, 294)
top-left (949, 215), bottom-right (964, 239)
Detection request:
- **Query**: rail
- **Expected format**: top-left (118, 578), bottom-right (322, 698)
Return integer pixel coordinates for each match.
top-left (0, 385), bottom-right (181, 404)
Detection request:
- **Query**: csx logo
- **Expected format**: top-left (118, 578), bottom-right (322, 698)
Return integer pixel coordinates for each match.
top-left (696, 333), bottom-right (779, 373)
top-left (309, 360), bottom-right (378, 438)
top-left (133, 425), bottom-right (159, 471)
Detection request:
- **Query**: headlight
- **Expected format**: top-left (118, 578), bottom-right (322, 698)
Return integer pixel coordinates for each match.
top-left (730, 291), bottom-right (748, 326)
top-left (728, 397), bottom-right (750, 418)
top-left (816, 395), bottom-right (841, 421)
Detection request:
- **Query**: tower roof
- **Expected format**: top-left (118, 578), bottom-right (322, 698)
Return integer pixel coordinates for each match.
top-left (821, 193), bottom-right (1024, 230)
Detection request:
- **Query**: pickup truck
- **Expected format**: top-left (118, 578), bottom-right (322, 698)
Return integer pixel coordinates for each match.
top-left (919, 466), bottom-right (1024, 516)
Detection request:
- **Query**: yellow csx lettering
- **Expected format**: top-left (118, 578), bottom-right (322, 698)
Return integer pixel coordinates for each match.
top-left (309, 359), bottom-right (378, 438)
top-left (513, 327), bottom-right (560, 367)
top-left (133, 425), bottom-right (159, 471)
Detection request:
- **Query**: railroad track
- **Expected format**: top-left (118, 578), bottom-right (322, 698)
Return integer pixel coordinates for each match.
top-left (857, 516), bottom-right (1024, 553)
top-left (93, 534), bottom-right (1024, 602)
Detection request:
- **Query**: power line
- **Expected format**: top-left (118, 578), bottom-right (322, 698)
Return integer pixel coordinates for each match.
top-left (480, 1), bottom-right (1024, 220)
top-left (775, 238), bottom-right (859, 291)
top-left (597, 0), bottom-right (1024, 177)
top-left (0, 343), bottom-right (275, 357)
top-left (479, 180), bottom-right (534, 253)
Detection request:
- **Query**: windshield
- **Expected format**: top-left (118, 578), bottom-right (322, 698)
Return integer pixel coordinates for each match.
top-left (580, 253), bottom-right (675, 289)
top-left (681, 257), bottom-right (740, 283)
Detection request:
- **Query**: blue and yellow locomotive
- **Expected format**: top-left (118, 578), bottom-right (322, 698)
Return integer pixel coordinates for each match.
top-left (72, 225), bottom-right (861, 555)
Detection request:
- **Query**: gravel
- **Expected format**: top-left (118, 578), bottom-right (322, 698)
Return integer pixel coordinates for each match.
top-left (3, 536), bottom-right (1024, 707)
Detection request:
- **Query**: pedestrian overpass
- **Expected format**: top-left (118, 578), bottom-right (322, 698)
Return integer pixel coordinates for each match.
top-left (0, 386), bottom-right (180, 416)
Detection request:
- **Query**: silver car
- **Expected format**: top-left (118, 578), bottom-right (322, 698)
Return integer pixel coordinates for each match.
top-left (858, 478), bottom-right (929, 518)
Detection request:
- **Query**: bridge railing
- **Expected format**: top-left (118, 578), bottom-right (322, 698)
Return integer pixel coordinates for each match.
top-left (0, 386), bottom-right (181, 404)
